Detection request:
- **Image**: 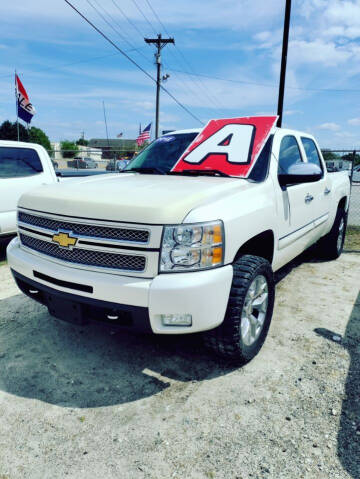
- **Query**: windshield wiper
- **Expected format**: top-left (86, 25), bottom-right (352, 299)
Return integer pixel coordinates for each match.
top-left (168, 169), bottom-right (230, 177)
top-left (126, 167), bottom-right (166, 175)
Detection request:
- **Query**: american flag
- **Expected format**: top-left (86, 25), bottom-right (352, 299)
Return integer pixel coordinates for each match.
top-left (136, 123), bottom-right (151, 146)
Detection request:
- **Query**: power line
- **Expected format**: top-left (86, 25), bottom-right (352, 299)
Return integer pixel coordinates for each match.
top-left (141, 0), bottom-right (226, 111)
top-left (64, 0), bottom-right (204, 125)
top-left (114, 1), bottom-right (223, 117)
top-left (162, 60), bottom-right (223, 116)
top-left (86, 0), bottom-right (151, 65)
top-left (111, 0), bottom-right (146, 38)
top-left (116, 0), bottom-right (223, 115)
top-left (130, 0), bottom-right (157, 36)
top-left (166, 67), bottom-right (360, 93)
top-left (143, 0), bottom-right (168, 33)
top-left (0, 48), bottom-right (146, 80)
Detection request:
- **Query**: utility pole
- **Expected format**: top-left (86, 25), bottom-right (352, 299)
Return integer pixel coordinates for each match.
top-left (145, 34), bottom-right (174, 138)
top-left (277, 0), bottom-right (292, 128)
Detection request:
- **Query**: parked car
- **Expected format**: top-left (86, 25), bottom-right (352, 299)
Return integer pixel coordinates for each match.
top-left (67, 157), bottom-right (98, 169)
top-left (116, 159), bottom-right (131, 170)
top-left (0, 140), bottom-right (58, 242)
top-left (106, 158), bottom-right (131, 171)
top-left (106, 159), bottom-right (116, 171)
top-left (7, 116), bottom-right (350, 362)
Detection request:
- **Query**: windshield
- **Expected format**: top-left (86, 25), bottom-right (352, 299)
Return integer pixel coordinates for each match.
top-left (125, 133), bottom-right (198, 173)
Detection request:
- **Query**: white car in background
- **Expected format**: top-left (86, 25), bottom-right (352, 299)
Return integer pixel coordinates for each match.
top-left (0, 141), bottom-right (58, 243)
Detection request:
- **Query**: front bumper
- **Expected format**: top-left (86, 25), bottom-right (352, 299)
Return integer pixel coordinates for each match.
top-left (7, 237), bottom-right (233, 334)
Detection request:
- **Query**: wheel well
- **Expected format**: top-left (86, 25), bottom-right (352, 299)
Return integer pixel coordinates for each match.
top-left (338, 196), bottom-right (347, 211)
top-left (234, 230), bottom-right (274, 264)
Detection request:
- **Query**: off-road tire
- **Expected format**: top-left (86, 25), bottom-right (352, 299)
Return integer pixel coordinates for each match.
top-left (318, 207), bottom-right (347, 260)
top-left (203, 255), bottom-right (275, 362)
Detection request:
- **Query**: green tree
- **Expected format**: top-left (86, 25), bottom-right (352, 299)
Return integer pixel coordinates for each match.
top-left (76, 138), bottom-right (88, 146)
top-left (342, 152), bottom-right (360, 166)
top-left (29, 126), bottom-right (52, 154)
top-left (321, 150), bottom-right (339, 162)
top-left (60, 140), bottom-right (79, 158)
top-left (0, 120), bottom-right (29, 142)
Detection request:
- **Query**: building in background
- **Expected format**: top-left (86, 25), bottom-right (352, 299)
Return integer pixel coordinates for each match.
top-left (88, 138), bottom-right (138, 160)
top-left (51, 142), bottom-right (102, 162)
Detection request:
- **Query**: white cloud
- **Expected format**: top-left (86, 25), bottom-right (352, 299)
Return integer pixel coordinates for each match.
top-left (284, 110), bottom-right (303, 116)
top-left (287, 40), bottom-right (352, 67)
top-left (317, 122), bottom-right (341, 131)
top-left (348, 117), bottom-right (360, 126)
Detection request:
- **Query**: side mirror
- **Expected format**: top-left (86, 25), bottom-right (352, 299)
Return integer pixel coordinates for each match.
top-left (278, 162), bottom-right (322, 187)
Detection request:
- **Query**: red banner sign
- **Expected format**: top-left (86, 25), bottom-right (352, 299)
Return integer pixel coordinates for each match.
top-left (171, 116), bottom-right (278, 177)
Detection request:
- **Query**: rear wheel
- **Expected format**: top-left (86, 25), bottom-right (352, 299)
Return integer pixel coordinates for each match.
top-left (203, 255), bottom-right (275, 361)
top-left (318, 207), bottom-right (347, 260)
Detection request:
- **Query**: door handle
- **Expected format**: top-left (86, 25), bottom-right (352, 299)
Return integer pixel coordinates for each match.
top-left (305, 194), bottom-right (314, 203)
top-left (324, 187), bottom-right (331, 195)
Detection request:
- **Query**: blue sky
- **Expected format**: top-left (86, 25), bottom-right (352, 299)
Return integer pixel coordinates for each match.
top-left (1, 0), bottom-right (360, 148)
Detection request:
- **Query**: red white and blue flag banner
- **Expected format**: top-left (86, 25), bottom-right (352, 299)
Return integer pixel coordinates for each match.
top-left (15, 74), bottom-right (36, 124)
top-left (136, 122), bottom-right (151, 146)
top-left (171, 116), bottom-right (278, 178)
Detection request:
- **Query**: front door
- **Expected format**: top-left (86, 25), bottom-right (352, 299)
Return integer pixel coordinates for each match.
top-left (274, 134), bottom-right (320, 252)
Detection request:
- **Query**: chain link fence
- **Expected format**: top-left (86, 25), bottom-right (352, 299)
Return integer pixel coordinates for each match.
top-left (322, 150), bottom-right (360, 252)
top-left (47, 148), bottom-right (141, 174)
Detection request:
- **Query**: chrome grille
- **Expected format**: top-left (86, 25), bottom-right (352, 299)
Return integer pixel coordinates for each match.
top-left (20, 234), bottom-right (146, 272)
top-left (18, 212), bottom-right (149, 243)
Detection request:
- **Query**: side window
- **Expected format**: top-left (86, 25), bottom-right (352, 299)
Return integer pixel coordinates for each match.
top-left (278, 135), bottom-right (303, 173)
top-left (0, 147), bottom-right (43, 179)
top-left (301, 137), bottom-right (323, 172)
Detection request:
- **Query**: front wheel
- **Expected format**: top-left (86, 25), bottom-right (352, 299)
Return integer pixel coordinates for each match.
top-left (203, 255), bottom-right (275, 362)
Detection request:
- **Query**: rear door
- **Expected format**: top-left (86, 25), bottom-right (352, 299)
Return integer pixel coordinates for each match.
top-left (0, 146), bottom-right (51, 234)
top-left (299, 136), bottom-right (331, 238)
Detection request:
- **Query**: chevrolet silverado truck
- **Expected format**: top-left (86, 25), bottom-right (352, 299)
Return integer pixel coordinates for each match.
top-left (7, 116), bottom-right (350, 361)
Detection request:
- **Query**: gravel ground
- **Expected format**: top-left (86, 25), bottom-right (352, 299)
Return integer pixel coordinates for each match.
top-left (0, 251), bottom-right (359, 479)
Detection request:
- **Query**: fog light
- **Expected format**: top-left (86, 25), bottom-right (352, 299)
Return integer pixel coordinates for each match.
top-left (157, 313), bottom-right (192, 326)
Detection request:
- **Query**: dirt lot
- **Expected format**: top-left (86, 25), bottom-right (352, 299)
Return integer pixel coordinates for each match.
top-left (0, 251), bottom-right (359, 479)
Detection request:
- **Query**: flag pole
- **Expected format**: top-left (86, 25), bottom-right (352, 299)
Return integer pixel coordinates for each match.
top-left (15, 70), bottom-right (19, 141)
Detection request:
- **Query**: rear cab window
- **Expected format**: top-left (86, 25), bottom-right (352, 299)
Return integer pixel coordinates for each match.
top-left (0, 147), bottom-right (43, 179)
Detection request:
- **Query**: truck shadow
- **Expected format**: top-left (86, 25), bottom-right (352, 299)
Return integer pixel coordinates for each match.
top-left (314, 291), bottom-right (360, 478)
top-left (0, 293), bottom-right (236, 408)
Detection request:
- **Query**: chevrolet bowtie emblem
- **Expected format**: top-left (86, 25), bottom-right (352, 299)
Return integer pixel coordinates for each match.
top-left (52, 232), bottom-right (78, 248)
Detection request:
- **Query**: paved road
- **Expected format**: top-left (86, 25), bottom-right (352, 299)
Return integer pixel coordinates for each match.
top-left (349, 183), bottom-right (360, 226)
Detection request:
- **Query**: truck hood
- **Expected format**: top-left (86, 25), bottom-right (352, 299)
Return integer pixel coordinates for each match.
top-left (19, 173), bottom-right (253, 224)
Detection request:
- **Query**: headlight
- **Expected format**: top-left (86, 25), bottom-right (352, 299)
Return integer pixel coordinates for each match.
top-left (160, 220), bottom-right (224, 272)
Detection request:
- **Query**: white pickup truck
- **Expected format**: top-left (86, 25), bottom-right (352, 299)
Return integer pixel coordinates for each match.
top-left (7, 116), bottom-right (350, 361)
top-left (0, 140), bottom-right (58, 243)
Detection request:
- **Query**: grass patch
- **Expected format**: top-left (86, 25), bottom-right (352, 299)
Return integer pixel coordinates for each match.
top-left (345, 225), bottom-right (360, 251)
